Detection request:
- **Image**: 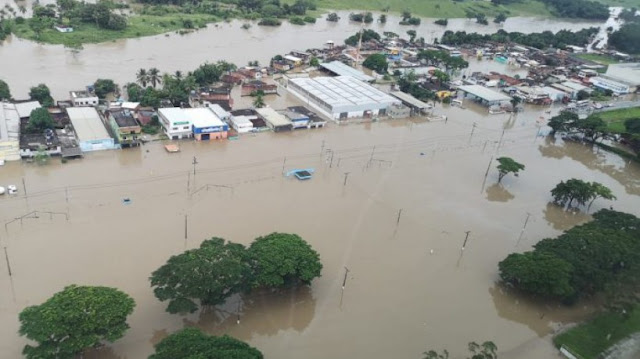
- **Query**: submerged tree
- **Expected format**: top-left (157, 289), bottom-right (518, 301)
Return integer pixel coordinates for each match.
top-left (19, 285), bottom-right (135, 359)
top-left (136, 68), bottom-right (149, 87)
top-left (253, 90), bottom-right (265, 108)
top-left (424, 341), bottom-right (497, 359)
top-left (551, 179), bottom-right (615, 210)
top-left (28, 83), bottom-right (54, 107)
top-left (496, 157), bottom-right (525, 183)
top-left (149, 327), bottom-right (263, 359)
top-left (0, 78), bottom-right (10, 100)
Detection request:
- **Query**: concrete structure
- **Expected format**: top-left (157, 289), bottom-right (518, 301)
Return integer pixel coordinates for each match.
top-left (390, 91), bottom-right (432, 115)
top-left (286, 106), bottom-right (326, 128)
top-left (600, 62), bottom-right (640, 93)
top-left (66, 107), bottom-right (115, 152)
top-left (280, 110), bottom-right (310, 129)
top-left (256, 107), bottom-right (292, 132)
top-left (288, 76), bottom-right (400, 120)
top-left (457, 85), bottom-right (512, 106)
top-left (158, 108), bottom-right (192, 140)
top-left (54, 25), bottom-right (73, 32)
top-left (387, 104), bottom-right (411, 119)
top-left (70, 90), bottom-right (99, 107)
top-left (184, 108), bottom-right (229, 141)
top-left (0, 102), bottom-right (21, 161)
top-left (319, 61), bottom-right (375, 82)
top-left (107, 108), bottom-right (141, 147)
top-left (230, 115), bottom-right (254, 133)
top-left (13, 101), bottom-right (41, 119)
top-left (206, 103), bottom-right (232, 122)
top-left (550, 81), bottom-right (592, 99)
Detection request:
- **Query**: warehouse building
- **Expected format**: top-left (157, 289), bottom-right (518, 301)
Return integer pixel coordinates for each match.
top-left (456, 85), bottom-right (512, 107)
top-left (287, 76), bottom-right (400, 120)
top-left (256, 107), bottom-right (292, 132)
top-left (66, 107), bottom-right (115, 152)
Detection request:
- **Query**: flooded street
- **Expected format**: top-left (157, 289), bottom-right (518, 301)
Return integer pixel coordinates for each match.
top-left (0, 9), bottom-right (602, 99)
top-left (1, 100), bottom-right (639, 358)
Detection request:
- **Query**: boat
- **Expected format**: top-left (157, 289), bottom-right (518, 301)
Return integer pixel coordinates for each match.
top-left (164, 144), bottom-right (180, 153)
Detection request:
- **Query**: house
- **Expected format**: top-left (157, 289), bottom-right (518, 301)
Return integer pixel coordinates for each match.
top-left (286, 106), bottom-right (326, 128)
top-left (158, 108), bottom-right (192, 140)
top-left (513, 86), bottom-right (551, 105)
top-left (589, 63), bottom-right (640, 94)
top-left (280, 110), bottom-right (310, 129)
top-left (184, 108), bottom-right (228, 141)
top-left (256, 107), bottom-right (293, 132)
top-left (231, 109), bottom-right (265, 130)
top-left (272, 60), bottom-right (291, 72)
top-left (230, 115), bottom-right (254, 133)
top-left (106, 108), bottom-right (141, 147)
top-left (137, 108), bottom-right (156, 125)
top-left (205, 103), bottom-right (231, 122)
top-left (456, 85), bottom-right (512, 107)
top-left (284, 55), bottom-right (303, 67)
top-left (66, 107), bottom-right (115, 152)
top-left (241, 81), bottom-right (278, 96)
top-left (70, 90), bottom-right (99, 107)
top-left (189, 86), bottom-right (233, 110)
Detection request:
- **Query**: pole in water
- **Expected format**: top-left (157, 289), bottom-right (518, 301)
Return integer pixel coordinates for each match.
top-left (497, 129), bottom-right (506, 151)
top-left (236, 301), bottom-right (241, 324)
top-left (368, 145), bottom-right (376, 168)
top-left (343, 172), bottom-right (350, 186)
top-left (522, 212), bottom-right (531, 232)
top-left (342, 267), bottom-right (350, 289)
top-left (192, 156), bottom-right (198, 176)
top-left (320, 140), bottom-right (325, 155)
top-left (4, 247), bottom-right (12, 277)
top-left (184, 214), bottom-right (188, 240)
top-left (187, 172), bottom-right (191, 195)
top-left (462, 231), bottom-right (471, 250)
top-left (396, 209), bottom-right (403, 226)
top-left (469, 122), bottom-right (477, 143)
top-left (282, 157), bottom-right (287, 174)
top-left (329, 151), bottom-right (334, 168)
top-left (22, 178), bottom-right (27, 197)
top-left (65, 187), bottom-right (69, 203)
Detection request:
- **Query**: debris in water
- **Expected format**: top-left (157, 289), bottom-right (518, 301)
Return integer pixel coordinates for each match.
top-left (122, 198), bottom-right (132, 205)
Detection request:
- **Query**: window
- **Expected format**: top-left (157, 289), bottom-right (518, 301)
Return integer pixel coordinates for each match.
top-left (172, 127), bottom-right (178, 131)
top-left (183, 126), bottom-right (190, 130)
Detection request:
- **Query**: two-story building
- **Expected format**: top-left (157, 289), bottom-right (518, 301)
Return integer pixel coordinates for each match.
top-left (185, 108), bottom-right (228, 141)
top-left (107, 108), bottom-right (141, 147)
top-left (158, 108), bottom-right (192, 140)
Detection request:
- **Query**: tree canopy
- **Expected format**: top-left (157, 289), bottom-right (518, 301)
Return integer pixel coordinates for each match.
top-left (499, 210), bottom-right (639, 303)
top-left (609, 23), bottom-right (640, 55)
top-left (26, 107), bottom-right (55, 133)
top-left (344, 29), bottom-right (380, 46)
top-left (550, 179), bottom-right (615, 210)
top-left (441, 28), bottom-right (598, 50)
top-left (0, 79), bottom-right (10, 100)
top-left (362, 53), bottom-right (388, 74)
top-left (150, 238), bottom-right (252, 314)
top-left (424, 341), bottom-right (497, 359)
top-left (149, 327), bottom-right (263, 359)
top-left (19, 285), bottom-right (135, 359)
top-left (93, 78), bottom-right (117, 98)
top-left (29, 84), bottom-right (54, 107)
top-left (496, 157), bottom-right (524, 183)
top-left (248, 232), bottom-right (322, 288)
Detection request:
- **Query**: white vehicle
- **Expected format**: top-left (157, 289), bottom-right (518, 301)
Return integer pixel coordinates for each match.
top-left (451, 98), bottom-right (463, 107)
top-left (7, 185), bottom-right (17, 195)
top-left (0, 186), bottom-right (5, 195)
top-left (594, 103), bottom-right (603, 110)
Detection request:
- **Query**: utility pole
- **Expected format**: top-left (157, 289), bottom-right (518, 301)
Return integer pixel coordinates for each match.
top-left (320, 140), bottom-right (325, 155)
top-left (342, 267), bottom-right (350, 290)
top-left (22, 178), bottom-right (27, 197)
top-left (517, 212), bottom-right (531, 244)
top-left (65, 187), bottom-right (69, 203)
top-left (396, 209), bottom-right (403, 226)
top-left (187, 172), bottom-right (191, 195)
top-left (497, 129), bottom-right (506, 151)
top-left (282, 157), bottom-right (287, 174)
top-left (329, 150), bottom-right (335, 168)
top-left (367, 145), bottom-right (376, 168)
top-left (343, 172), bottom-right (350, 186)
top-left (184, 214), bottom-right (188, 240)
top-left (192, 156), bottom-right (198, 176)
top-left (469, 122), bottom-right (477, 143)
top-left (462, 231), bottom-right (471, 250)
top-left (4, 247), bottom-right (12, 277)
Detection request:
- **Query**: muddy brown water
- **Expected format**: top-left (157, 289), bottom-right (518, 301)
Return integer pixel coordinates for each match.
top-left (1, 98), bottom-right (639, 358)
top-left (0, 8), bottom-right (602, 99)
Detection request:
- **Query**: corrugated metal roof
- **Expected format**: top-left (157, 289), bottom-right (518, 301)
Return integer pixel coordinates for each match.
top-left (13, 101), bottom-right (41, 119)
top-left (390, 91), bottom-right (431, 109)
top-left (256, 107), bottom-right (292, 127)
top-left (458, 85), bottom-right (512, 102)
top-left (320, 61), bottom-right (375, 82)
top-left (158, 108), bottom-right (189, 125)
top-left (67, 107), bottom-right (111, 142)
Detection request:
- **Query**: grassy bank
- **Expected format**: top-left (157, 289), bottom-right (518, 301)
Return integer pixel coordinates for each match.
top-left (599, 107), bottom-right (640, 133)
top-left (315, 0), bottom-right (553, 18)
top-left (12, 13), bottom-right (218, 46)
top-left (554, 307), bottom-right (640, 359)
top-left (576, 53), bottom-right (620, 65)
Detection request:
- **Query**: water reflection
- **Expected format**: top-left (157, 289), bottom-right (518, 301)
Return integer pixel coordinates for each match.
top-left (186, 286), bottom-right (315, 340)
top-left (538, 138), bottom-right (640, 195)
top-left (486, 183), bottom-right (515, 202)
top-left (81, 346), bottom-right (122, 359)
top-left (489, 283), bottom-right (595, 337)
top-left (542, 203), bottom-right (591, 231)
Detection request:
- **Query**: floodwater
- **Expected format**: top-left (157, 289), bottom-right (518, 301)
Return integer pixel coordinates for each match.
top-left (1, 98), bottom-right (639, 359)
top-left (0, 8), bottom-right (603, 99)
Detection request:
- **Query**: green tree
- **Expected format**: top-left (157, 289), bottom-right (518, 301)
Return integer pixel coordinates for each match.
top-left (29, 15), bottom-right (53, 40)
top-left (575, 115), bottom-right (608, 142)
top-left (0, 79), bottom-right (10, 100)
top-left (29, 84), bottom-right (54, 107)
top-left (587, 182), bottom-right (616, 211)
top-left (362, 53), bottom-right (388, 74)
top-left (344, 29), bottom-right (380, 46)
top-left (126, 82), bottom-right (142, 102)
top-left (248, 232), bottom-right (322, 289)
top-left (93, 78), bottom-right (117, 98)
top-left (150, 238), bottom-right (252, 314)
top-left (548, 111), bottom-right (578, 134)
top-left (149, 328), bottom-right (263, 359)
top-left (26, 107), bottom-right (54, 133)
top-left (432, 69), bottom-right (450, 84)
top-left (499, 252), bottom-right (575, 299)
top-left (309, 57), bottom-right (319, 67)
top-left (136, 68), bottom-right (149, 87)
top-left (148, 67), bottom-right (162, 89)
top-left (551, 178), bottom-right (594, 208)
top-left (494, 13), bottom-right (507, 24)
top-left (510, 96), bottom-right (521, 112)
top-left (379, 14), bottom-right (386, 23)
top-left (253, 91), bottom-right (265, 108)
top-left (407, 29), bottom-right (417, 42)
top-left (424, 341), bottom-right (498, 359)
top-left (496, 157), bottom-right (524, 183)
top-left (19, 285), bottom-right (135, 359)
top-left (624, 118), bottom-right (640, 134)
top-left (326, 12), bottom-right (339, 22)
top-left (609, 22), bottom-right (640, 54)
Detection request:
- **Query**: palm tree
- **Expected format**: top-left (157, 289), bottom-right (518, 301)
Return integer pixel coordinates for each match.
top-left (18, 5), bottom-right (26, 15)
top-left (253, 91), bottom-right (265, 108)
top-left (136, 68), bottom-right (149, 88)
top-left (148, 68), bottom-right (162, 89)
top-left (174, 71), bottom-right (183, 80)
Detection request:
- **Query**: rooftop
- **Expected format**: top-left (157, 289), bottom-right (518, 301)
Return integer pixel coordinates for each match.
top-left (66, 107), bottom-right (111, 142)
top-left (604, 63), bottom-right (640, 86)
top-left (158, 108), bottom-right (190, 125)
top-left (389, 91), bottom-right (431, 109)
top-left (70, 90), bottom-right (96, 98)
top-left (110, 109), bottom-right (139, 128)
top-left (256, 107), bottom-right (292, 127)
top-left (206, 103), bottom-right (231, 119)
top-left (0, 102), bottom-right (20, 142)
top-left (183, 108), bottom-right (225, 128)
top-left (457, 85), bottom-right (512, 102)
top-left (289, 76), bottom-right (400, 112)
top-left (13, 101), bottom-right (41, 119)
top-left (320, 61), bottom-right (375, 82)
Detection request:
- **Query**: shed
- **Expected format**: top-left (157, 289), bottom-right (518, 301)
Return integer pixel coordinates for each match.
top-left (66, 107), bottom-right (115, 152)
top-left (256, 107), bottom-right (293, 132)
top-left (457, 85), bottom-right (512, 106)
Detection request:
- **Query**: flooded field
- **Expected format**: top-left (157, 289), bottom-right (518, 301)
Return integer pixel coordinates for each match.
top-left (1, 100), bottom-right (639, 358)
top-left (0, 9), bottom-right (602, 99)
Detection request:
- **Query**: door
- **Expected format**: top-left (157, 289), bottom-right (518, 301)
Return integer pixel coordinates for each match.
top-left (202, 134), bottom-right (210, 140)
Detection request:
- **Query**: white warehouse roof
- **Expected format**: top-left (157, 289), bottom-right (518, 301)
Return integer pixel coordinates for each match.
top-left (458, 85), bottom-right (512, 102)
top-left (320, 61), bottom-right (375, 82)
top-left (183, 108), bottom-right (224, 128)
top-left (66, 107), bottom-right (111, 142)
top-left (256, 107), bottom-right (292, 127)
top-left (289, 76), bottom-right (400, 113)
top-left (158, 108), bottom-right (190, 125)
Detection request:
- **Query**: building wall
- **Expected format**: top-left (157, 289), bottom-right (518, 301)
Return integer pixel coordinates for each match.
top-left (0, 140), bottom-right (20, 161)
top-left (80, 138), bottom-right (116, 152)
top-left (72, 97), bottom-right (99, 107)
top-left (159, 112), bottom-right (192, 140)
top-left (194, 131), bottom-right (228, 141)
top-left (590, 77), bottom-right (631, 94)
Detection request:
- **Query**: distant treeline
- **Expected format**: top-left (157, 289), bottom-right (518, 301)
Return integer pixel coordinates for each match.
top-left (491, 0), bottom-right (609, 20)
top-left (440, 28), bottom-right (599, 50)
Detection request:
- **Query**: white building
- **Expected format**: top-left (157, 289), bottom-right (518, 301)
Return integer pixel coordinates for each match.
top-left (184, 108), bottom-right (228, 141)
top-left (66, 107), bottom-right (115, 152)
top-left (158, 108), bottom-right (192, 140)
top-left (256, 107), bottom-right (292, 132)
top-left (0, 102), bottom-right (21, 161)
top-left (589, 63), bottom-right (640, 94)
top-left (205, 103), bottom-right (232, 122)
top-left (287, 76), bottom-right (401, 120)
top-left (230, 116), bottom-right (254, 133)
top-left (589, 76), bottom-right (632, 94)
top-left (70, 90), bottom-right (99, 107)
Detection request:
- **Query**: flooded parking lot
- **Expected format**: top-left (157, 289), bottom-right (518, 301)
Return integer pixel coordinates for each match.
top-left (1, 101), bottom-right (639, 358)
